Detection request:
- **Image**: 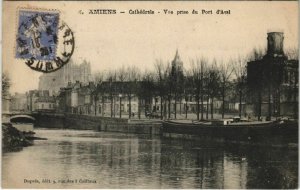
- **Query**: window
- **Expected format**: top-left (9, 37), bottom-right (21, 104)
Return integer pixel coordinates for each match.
top-left (41, 104), bottom-right (44, 109)
top-left (49, 104), bottom-right (51, 108)
top-left (85, 95), bottom-right (91, 104)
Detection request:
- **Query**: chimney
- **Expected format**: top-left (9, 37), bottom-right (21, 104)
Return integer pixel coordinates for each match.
top-left (267, 32), bottom-right (284, 56)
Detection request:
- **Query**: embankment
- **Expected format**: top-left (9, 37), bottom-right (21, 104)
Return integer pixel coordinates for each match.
top-left (34, 113), bottom-right (162, 135)
top-left (33, 113), bottom-right (298, 146)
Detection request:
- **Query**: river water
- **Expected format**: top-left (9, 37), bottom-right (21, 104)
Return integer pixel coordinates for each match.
top-left (2, 129), bottom-right (298, 189)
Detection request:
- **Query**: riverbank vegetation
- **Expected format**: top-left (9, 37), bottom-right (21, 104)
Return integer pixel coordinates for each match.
top-left (2, 123), bottom-right (33, 152)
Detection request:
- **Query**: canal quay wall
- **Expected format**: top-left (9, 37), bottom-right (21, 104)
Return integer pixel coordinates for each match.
top-left (33, 113), bottom-right (162, 135)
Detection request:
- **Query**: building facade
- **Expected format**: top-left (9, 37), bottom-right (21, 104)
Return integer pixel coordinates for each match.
top-left (35, 96), bottom-right (56, 112)
top-left (26, 90), bottom-right (55, 112)
top-left (10, 93), bottom-right (27, 112)
top-left (247, 32), bottom-right (298, 119)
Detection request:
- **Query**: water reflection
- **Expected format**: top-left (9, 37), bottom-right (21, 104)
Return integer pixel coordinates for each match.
top-left (2, 129), bottom-right (298, 189)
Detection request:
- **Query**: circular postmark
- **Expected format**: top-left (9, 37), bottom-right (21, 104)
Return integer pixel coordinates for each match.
top-left (24, 22), bottom-right (75, 73)
top-left (16, 9), bottom-right (74, 73)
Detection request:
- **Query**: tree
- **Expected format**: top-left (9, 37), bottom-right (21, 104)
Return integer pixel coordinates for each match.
top-left (92, 71), bottom-right (105, 116)
top-left (94, 71), bottom-right (106, 84)
top-left (284, 47), bottom-right (299, 119)
top-left (219, 60), bottom-right (234, 119)
top-left (190, 57), bottom-right (206, 120)
top-left (2, 72), bottom-right (11, 96)
top-left (125, 66), bottom-right (140, 119)
top-left (138, 71), bottom-right (155, 119)
top-left (116, 66), bottom-right (126, 118)
top-left (106, 71), bottom-right (117, 118)
top-left (183, 71), bottom-right (192, 119)
top-left (206, 60), bottom-right (221, 119)
top-left (285, 47), bottom-right (299, 60)
top-left (233, 56), bottom-right (247, 118)
top-left (154, 59), bottom-right (168, 119)
top-left (248, 47), bottom-right (266, 61)
top-left (170, 60), bottom-right (184, 119)
top-left (165, 63), bottom-right (172, 119)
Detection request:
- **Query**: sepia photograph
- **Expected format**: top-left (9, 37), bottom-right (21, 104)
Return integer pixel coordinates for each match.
top-left (2, 1), bottom-right (298, 189)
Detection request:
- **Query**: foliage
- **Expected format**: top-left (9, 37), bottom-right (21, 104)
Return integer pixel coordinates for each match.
top-left (2, 72), bottom-right (11, 96)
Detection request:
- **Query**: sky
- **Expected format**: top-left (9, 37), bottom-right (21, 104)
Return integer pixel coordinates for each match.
top-left (3, 1), bottom-right (298, 93)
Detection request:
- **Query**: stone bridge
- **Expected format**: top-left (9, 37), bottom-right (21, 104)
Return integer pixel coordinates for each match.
top-left (2, 112), bottom-right (35, 123)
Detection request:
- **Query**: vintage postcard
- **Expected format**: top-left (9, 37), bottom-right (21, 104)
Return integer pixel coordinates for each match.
top-left (2, 1), bottom-right (298, 189)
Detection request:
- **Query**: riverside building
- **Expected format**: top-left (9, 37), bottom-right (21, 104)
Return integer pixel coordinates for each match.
top-left (247, 32), bottom-right (298, 119)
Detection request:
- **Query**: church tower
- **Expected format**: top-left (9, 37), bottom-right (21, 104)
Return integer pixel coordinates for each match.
top-left (171, 49), bottom-right (183, 72)
top-left (267, 32), bottom-right (284, 57)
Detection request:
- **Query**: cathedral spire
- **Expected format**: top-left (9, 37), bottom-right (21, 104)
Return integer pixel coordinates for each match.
top-left (174, 48), bottom-right (180, 60)
top-left (172, 49), bottom-right (183, 71)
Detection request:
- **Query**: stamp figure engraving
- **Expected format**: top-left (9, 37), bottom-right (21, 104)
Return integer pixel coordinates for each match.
top-left (16, 10), bottom-right (59, 61)
top-left (15, 9), bottom-right (75, 73)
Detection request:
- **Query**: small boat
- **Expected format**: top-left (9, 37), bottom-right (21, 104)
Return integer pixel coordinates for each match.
top-left (10, 115), bottom-right (35, 135)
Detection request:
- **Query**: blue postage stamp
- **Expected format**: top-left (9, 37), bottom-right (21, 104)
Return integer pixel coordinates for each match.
top-left (16, 10), bottom-right (59, 61)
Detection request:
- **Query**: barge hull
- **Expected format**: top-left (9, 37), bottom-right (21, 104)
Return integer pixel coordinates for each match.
top-left (162, 122), bottom-right (298, 145)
